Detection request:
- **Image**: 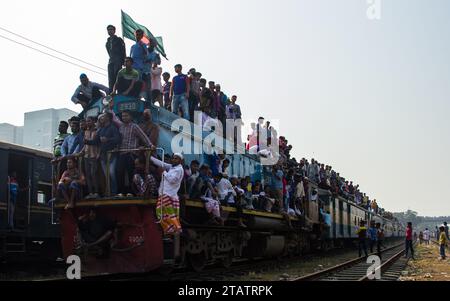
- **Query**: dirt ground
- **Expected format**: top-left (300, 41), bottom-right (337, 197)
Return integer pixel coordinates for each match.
top-left (400, 242), bottom-right (450, 281)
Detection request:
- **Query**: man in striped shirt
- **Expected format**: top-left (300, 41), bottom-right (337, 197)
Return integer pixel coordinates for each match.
top-left (112, 110), bottom-right (152, 196)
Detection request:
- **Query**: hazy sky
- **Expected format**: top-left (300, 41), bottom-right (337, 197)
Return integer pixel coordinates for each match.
top-left (0, 0), bottom-right (449, 216)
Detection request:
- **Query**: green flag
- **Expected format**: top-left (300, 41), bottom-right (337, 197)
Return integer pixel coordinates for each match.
top-left (121, 10), bottom-right (167, 59)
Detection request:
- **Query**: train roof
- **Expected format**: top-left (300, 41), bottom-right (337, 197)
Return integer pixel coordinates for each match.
top-left (0, 140), bottom-right (53, 159)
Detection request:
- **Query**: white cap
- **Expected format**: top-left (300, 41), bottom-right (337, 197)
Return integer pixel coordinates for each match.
top-left (173, 153), bottom-right (184, 160)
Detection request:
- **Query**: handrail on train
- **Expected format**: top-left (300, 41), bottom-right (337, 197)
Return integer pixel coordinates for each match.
top-left (50, 147), bottom-right (165, 199)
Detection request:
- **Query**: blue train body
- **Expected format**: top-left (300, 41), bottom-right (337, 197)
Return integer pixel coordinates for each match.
top-left (80, 96), bottom-right (263, 183)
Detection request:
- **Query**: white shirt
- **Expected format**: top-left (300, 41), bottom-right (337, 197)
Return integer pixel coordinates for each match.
top-left (216, 178), bottom-right (236, 203)
top-left (296, 181), bottom-right (306, 198)
top-left (150, 157), bottom-right (184, 198)
top-left (423, 230), bottom-right (430, 240)
top-left (151, 66), bottom-right (163, 91)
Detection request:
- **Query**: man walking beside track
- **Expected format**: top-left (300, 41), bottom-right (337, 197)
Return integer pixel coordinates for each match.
top-left (404, 222), bottom-right (415, 259)
top-left (368, 221), bottom-right (377, 253)
top-left (356, 220), bottom-right (368, 257)
top-left (423, 228), bottom-right (430, 245)
top-left (439, 225), bottom-right (447, 260)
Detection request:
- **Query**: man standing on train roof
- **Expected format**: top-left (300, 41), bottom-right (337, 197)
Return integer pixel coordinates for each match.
top-left (106, 25), bottom-right (126, 91)
top-left (53, 121), bottom-right (69, 158)
top-left (60, 117), bottom-right (84, 157)
top-left (111, 57), bottom-right (143, 98)
top-left (130, 29), bottom-right (148, 79)
top-left (142, 38), bottom-right (160, 102)
top-left (170, 64), bottom-right (190, 120)
top-left (356, 220), bottom-right (368, 257)
top-left (71, 74), bottom-right (110, 109)
top-left (150, 151), bottom-right (185, 235)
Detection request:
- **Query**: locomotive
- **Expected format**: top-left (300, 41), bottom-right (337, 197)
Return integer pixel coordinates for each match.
top-left (53, 95), bottom-right (404, 275)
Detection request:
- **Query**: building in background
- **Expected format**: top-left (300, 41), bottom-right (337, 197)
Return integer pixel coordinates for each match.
top-left (0, 108), bottom-right (78, 152)
top-left (23, 108), bottom-right (78, 152)
top-left (0, 123), bottom-right (23, 144)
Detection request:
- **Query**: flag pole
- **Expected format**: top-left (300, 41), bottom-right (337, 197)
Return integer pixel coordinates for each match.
top-left (120, 10), bottom-right (125, 40)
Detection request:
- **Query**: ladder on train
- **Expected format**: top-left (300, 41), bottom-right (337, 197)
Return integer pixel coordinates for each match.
top-left (2, 234), bottom-right (26, 254)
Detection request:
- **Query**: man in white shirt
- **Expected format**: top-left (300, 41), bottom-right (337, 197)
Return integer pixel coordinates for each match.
top-left (215, 173), bottom-right (236, 206)
top-left (150, 152), bottom-right (184, 235)
top-left (423, 228), bottom-right (430, 245)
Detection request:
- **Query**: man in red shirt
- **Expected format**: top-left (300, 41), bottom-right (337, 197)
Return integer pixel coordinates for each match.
top-left (405, 222), bottom-right (415, 259)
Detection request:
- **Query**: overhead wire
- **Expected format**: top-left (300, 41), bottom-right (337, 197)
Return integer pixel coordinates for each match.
top-left (0, 26), bottom-right (107, 72)
top-left (0, 33), bottom-right (107, 77)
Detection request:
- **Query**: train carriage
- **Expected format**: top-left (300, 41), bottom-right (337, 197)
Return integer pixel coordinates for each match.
top-left (0, 141), bottom-right (60, 261)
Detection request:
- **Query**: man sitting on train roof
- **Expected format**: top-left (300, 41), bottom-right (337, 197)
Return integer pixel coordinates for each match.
top-left (150, 151), bottom-right (184, 235)
top-left (57, 157), bottom-right (86, 210)
top-left (214, 173), bottom-right (236, 207)
top-left (111, 57), bottom-right (143, 98)
top-left (71, 73), bottom-right (110, 109)
top-left (60, 116), bottom-right (84, 158)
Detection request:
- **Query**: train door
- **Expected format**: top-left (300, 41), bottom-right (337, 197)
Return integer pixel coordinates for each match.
top-left (7, 152), bottom-right (32, 230)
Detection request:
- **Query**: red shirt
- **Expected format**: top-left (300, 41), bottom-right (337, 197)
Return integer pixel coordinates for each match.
top-left (406, 227), bottom-right (412, 240)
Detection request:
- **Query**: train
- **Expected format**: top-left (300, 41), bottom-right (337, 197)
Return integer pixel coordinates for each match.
top-left (52, 95), bottom-right (404, 275)
top-left (0, 141), bottom-right (61, 262)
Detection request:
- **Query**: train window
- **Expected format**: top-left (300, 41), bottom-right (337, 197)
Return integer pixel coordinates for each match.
top-left (37, 191), bottom-right (46, 204)
top-left (354, 216), bottom-right (357, 225)
top-left (37, 182), bottom-right (51, 205)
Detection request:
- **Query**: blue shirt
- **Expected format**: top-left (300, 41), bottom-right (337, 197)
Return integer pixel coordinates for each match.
top-left (368, 227), bottom-right (377, 241)
top-left (9, 179), bottom-right (18, 195)
top-left (88, 124), bottom-right (121, 156)
top-left (172, 74), bottom-right (188, 95)
top-left (61, 132), bottom-right (83, 156)
top-left (142, 49), bottom-right (158, 74)
top-left (271, 170), bottom-right (284, 190)
top-left (130, 41), bottom-right (148, 73)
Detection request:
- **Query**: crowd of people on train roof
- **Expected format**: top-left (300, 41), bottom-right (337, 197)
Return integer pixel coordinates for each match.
top-left (51, 25), bottom-right (392, 232)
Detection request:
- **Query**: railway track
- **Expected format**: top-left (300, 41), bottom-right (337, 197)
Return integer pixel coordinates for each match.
top-left (292, 241), bottom-right (413, 281)
top-left (35, 239), bottom-right (407, 281)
